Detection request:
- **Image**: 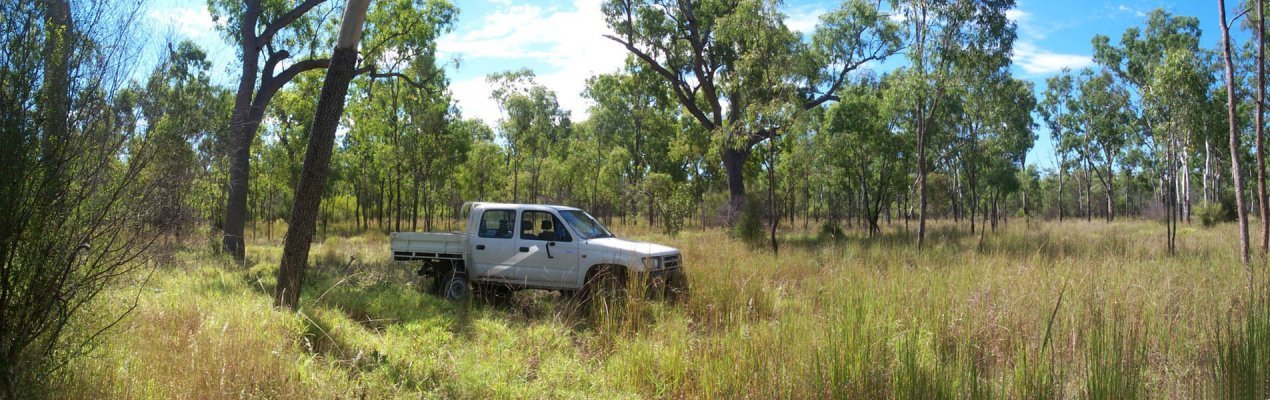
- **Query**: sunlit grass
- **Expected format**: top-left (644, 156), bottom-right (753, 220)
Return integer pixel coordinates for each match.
top-left (51, 218), bottom-right (1267, 398)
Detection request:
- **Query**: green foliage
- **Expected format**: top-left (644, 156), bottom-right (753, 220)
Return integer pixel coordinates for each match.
top-left (643, 173), bottom-right (694, 236)
top-left (819, 221), bottom-right (845, 241)
top-left (1198, 201), bottom-right (1232, 227)
top-left (733, 196), bottom-right (766, 248)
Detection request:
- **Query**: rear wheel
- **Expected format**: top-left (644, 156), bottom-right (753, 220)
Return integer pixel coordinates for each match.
top-left (440, 269), bottom-right (469, 301)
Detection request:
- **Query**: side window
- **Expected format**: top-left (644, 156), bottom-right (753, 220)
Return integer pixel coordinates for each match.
top-left (477, 210), bottom-right (516, 239)
top-left (520, 211), bottom-right (571, 242)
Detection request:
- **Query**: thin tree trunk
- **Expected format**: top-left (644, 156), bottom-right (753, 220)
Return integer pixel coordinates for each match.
top-left (768, 139), bottom-right (778, 254)
top-left (276, 0), bottom-right (370, 310)
top-left (1220, 0), bottom-right (1252, 270)
top-left (1205, 138), bottom-right (1213, 203)
top-left (916, 113), bottom-right (929, 248)
top-left (1057, 156), bottom-right (1066, 221)
top-left (1258, 0), bottom-right (1269, 255)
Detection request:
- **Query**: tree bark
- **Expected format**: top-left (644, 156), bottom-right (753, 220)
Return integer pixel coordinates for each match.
top-left (722, 147), bottom-right (749, 223)
top-left (1258, 0), bottom-right (1268, 255)
top-left (916, 112), bottom-right (929, 248)
top-left (224, 0), bottom-right (331, 262)
top-left (275, 0), bottom-right (371, 310)
top-left (1219, 0), bottom-right (1251, 269)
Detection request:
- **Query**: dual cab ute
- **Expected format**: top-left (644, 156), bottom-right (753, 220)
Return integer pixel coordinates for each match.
top-left (391, 202), bottom-right (686, 301)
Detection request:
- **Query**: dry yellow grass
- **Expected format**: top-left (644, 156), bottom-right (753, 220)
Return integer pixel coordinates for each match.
top-left (49, 219), bottom-right (1266, 399)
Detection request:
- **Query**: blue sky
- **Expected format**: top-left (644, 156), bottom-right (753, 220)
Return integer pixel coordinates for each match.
top-left (145, 0), bottom-right (1230, 170)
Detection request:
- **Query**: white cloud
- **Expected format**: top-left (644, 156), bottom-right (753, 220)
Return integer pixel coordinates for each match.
top-left (1006, 7), bottom-right (1048, 41)
top-left (148, 6), bottom-right (216, 41)
top-left (1116, 4), bottom-right (1147, 17)
top-left (1005, 9), bottom-right (1028, 22)
top-left (786, 7), bottom-right (825, 35)
top-left (438, 0), bottom-right (628, 125)
top-left (1012, 42), bottom-right (1093, 75)
top-left (449, 77), bottom-right (503, 127)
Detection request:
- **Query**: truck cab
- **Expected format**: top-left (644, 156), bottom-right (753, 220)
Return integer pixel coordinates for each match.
top-left (391, 202), bottom-right (685, 301)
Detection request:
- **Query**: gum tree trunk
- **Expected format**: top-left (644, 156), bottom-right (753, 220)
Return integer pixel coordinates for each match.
top-left (223, 0), bottom-right (331, 262)
top-left (1258, 0), bottom-right (1268, 255)
top-left (1219, 0), bottom-right (1251, 269)
top-left (275, 0), bottom-right (371, 309)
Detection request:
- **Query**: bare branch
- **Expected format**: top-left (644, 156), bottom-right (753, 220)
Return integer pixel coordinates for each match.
top-left (257, 0), bottom-right (329, 48)
top-left (604, 34), bottom-right (716, 130)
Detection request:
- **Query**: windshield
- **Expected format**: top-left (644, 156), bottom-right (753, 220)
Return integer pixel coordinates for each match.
top-left (559, 210), bottom-right (613, 239)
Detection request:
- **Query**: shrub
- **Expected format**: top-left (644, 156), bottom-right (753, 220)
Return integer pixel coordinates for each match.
top-left (733, 197), bottom-right (766, 248)
top-left (819, 222), bottom-right (845, 241)
top-left (1197, 201), bottom-right (1231, 227)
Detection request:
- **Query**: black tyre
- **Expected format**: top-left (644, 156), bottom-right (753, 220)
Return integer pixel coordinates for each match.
top-left (665, 269), bottom-right (690, 303)
top-left (440, 270), bottom-right (469, 301)
top-left (585, 265), bottom-right (628, 305)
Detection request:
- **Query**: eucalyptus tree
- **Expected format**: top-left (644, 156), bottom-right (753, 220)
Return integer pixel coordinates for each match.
top-left (214, 0), bottom-right (457, 261)
top-left (1092, 9), bottom-right (1202, 221)
top-left (1219, 0), bottom-right (1251, 269)
top-left (1038, 70), bottom-right (1078, 221)
top-left (397, 66), bottom-right (468, 231)
top-left (822, 76), bottom-right (910, 236)
top-left (1076, 69), bottom-right (1132, 222)
top-left (454, 120), bottom-right (506, 204)
top-left (894, 0), bottom-right (1016, 247)
top-left (584, 70), bottom-right (682, 224)
top-left (949, 63), bottom-right (1035, 231)
top-left (212, 0), bottom-right (340, 260)
top-left (276, 0), bottom-right (372, 310)
top-left (1244, 0), bottom-right (1269, 254)
top-left (1146, 46), bottom-right (1216, 253)
top-left (489, 70), bottom-right (572, 204)
top-left (601, 0), bottom-right (902, 223)
top-left (137, 42), bottom-right (233, 233)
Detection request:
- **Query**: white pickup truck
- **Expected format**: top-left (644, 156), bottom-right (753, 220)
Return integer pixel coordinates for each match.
top-left (391, 202), bottom-right (686, 301)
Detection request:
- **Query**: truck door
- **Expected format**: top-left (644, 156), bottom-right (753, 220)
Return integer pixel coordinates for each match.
top-left (515, 210), bottom-right (580, 286)
top-left (469, 209), bottom-right (524, 282)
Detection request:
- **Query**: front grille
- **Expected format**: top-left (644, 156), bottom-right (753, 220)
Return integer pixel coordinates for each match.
top-left (662, 254), bottom-right (680, 269)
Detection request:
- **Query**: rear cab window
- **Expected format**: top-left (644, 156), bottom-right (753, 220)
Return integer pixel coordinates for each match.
top-left (477, 209), bottom-right (517, 239)
top-left (519, 210), bottom-right (571, 242)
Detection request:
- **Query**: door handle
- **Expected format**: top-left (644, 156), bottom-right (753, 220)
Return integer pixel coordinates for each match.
top-left (475, 244), bottom-right (486, 250)
top-left (519, 246), bottom-right (529, 252)
top-left (546, 242), bottom-right (555, 258)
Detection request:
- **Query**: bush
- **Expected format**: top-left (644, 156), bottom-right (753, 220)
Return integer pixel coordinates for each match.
top-left (733, 197), bottom-right (766, 248)
top-left (819, 222), bottom-right (845, 241)
top-left (1197, 201), bottom-right (1233, 227)
top-left (1197, 202), bottom-right (1223, 227)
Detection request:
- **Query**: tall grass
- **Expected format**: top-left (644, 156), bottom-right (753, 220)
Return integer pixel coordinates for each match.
top-left (1213, 284), bottom-right (1270, 399)
top-left (48, 219), bottom-right (1262, 398)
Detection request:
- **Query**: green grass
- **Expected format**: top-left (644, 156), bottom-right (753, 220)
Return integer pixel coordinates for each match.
top-left (46, 219), bottom-right (1269, 398)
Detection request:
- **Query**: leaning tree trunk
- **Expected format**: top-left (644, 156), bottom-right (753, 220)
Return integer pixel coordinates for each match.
top-left (275, 0), bottom-right (371, 310)
top-left (1220, 0), bottom-right (1251, 270)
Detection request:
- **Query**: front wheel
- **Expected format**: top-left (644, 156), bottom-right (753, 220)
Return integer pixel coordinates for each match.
top-left (584, 265), bottom-right (628, 306)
